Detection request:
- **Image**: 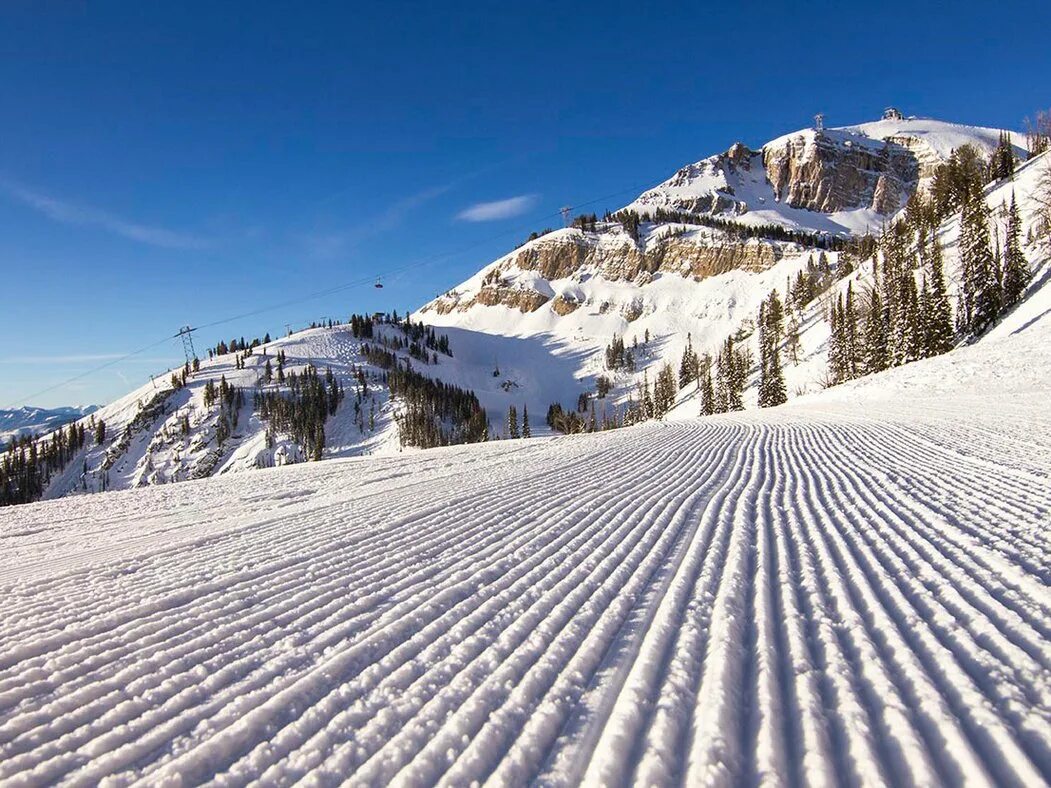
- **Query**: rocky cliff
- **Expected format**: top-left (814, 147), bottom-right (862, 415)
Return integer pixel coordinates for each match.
top-left (425, 226), bottom-right (787, 315)
top-left (762, 130), bottom-right (917, 214)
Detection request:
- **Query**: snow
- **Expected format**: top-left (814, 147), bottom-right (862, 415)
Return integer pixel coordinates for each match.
top-left (627, 116), bottom-right (1025, 240)
top-left (837, 117), bottom-right (1027, 159)
top-left (0, 405), bottom-right (98, 447)
top-left (2, 117), bottom-right (1050, 787)
top-left (2, 323), bottom-right (1049, 784)
top-left (627, 140), bottom-right (889, 237)
top-left (31, 320), bottom-right (595, 498)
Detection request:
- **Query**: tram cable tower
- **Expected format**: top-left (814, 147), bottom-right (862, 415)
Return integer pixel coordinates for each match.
top-left (175, 325), bottom-right (197, 364)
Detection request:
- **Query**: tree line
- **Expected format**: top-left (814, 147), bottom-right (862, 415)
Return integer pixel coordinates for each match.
top-left (254, 366), bottom-right (343, 461)
top-left (828, 181), bottom-right (1030, 386)
top-left (0, 420), bottom-right (88, 506)
top-left (605, 208), bottom-right (849, 250)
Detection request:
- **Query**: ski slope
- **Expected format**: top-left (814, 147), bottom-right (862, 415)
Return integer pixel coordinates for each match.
top-left (2, 340), bottom-right (1049, 785)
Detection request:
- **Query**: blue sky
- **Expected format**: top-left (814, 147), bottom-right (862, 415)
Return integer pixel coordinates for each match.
top-left (2, 0), bottom-right (1049, 408)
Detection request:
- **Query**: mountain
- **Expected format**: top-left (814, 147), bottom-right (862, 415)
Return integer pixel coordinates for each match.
top-left (4, 111), bottom-right (1048, 505)
top-left (418, 112), bottom-right (1041, 405)
top-left (0, 405), bottom-right (99, 447)
top-left (2, 115), bottom-right (1050, 781)
top-left (420, 114), bottom-right (1024, 322)
top-left (3, 279), bottom-right (1048, 784)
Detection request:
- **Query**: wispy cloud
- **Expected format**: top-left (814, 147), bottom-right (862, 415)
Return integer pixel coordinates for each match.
top-left (300, 182), bottom-right (454, 260)
top-left (457, 194), bottom-right (538, 222)
top-left (0, 180), bottom-right (210, 249)
top-left (0, 354), bottom-right (173, 364)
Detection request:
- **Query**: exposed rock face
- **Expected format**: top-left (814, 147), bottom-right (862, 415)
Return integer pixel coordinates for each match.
top-left (432, 285), bottom-right (550, 314)
top-left (423, 229), bottom-right (787, 315)
top-left (551, 294), bottom-right (581, 315)
top-left (647, 235), bottom-right (782, 278)
top-left (762, 132), bottom-right (918, 214)
top-left (633, 145), bottom-right (754, 217)
top-left (505, 229), bottom-right (783, 283)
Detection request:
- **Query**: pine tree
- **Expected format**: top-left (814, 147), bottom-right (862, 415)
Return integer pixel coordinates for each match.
top-left (827, 296), bottom-right (843, 384)
top-left (507, 405), bottom-right (519, 439)
top-left (758, 293), bottom-right (787, 407)
top-left (960, 192), bottom-right (1000, 335)
top-left (678, 336), bottom-right (698, 388)
top-left (716, 338), bottom-right (746, 411)
top-left (640, 371), bottom-right (654, 419)
top-left (521, 405), bottom-right (531, 438)
top-left (653, 363), bottom-right (677, 418)
top-left (764, 341), bottom-right (787, 407)
top-left (863, 286), bottom-right (889, 374)
top-left (991, 130), bottom-right (1015, 182)
top-left (843, 283), bottom-right (860, 377)
top-left (924, 233), bottom-right (955, 356)
top-left (785, 309), bottom-right (801, 365)
top-left (699, 363), bottom-right (716, 416)
top-left (1001, 193), bottom-right (1031, 308)
top-left (766, 289), bottom-right (785, 343)
top-left (903, 273), bottom-right (923, 362)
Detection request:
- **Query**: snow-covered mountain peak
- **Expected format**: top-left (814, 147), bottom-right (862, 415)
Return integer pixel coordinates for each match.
top-left (629, 114), bottom-right (1025, 237)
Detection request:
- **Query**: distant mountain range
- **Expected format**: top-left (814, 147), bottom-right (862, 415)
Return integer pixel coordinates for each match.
top-left (0, 405), bottom-right (99, 447)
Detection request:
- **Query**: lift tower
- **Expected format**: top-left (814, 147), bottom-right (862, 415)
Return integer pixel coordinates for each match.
top-left (175, 325), bottom-right (197, 365)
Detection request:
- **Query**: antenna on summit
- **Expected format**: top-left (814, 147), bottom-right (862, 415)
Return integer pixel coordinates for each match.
top-left (814, 112), bottom-right (824, 132)
top-left (560, 206), bottom-right (573, 227)
top-left (175, 325), bottom-right (196, 364)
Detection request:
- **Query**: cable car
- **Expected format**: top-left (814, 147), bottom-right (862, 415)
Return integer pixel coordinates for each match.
top-left (374, 278), bottom-right (384, 289)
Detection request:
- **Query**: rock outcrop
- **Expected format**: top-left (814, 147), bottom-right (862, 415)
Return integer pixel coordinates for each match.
top-left (424, 228), bottom-right (787, 315)
top-left (762, 131), bottom-right (918, 214)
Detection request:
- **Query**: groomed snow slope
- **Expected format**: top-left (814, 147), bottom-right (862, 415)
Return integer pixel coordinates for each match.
top-left (2, 330), bottom-right (1049, 785)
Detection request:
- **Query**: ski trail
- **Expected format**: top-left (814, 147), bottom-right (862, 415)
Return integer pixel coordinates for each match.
top-left (1, 400), bottom-right (1048, 786)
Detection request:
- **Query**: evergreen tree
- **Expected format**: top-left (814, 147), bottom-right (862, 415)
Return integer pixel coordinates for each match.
top-left (653, 363), bottom-right (677, 418)
top-left (763, 340), bottom-right (787, 407)
top-left (639, 371), bottom-right (654, 420)
top-left (507, 405), bottom-right (519, 439)
top-left (715, 337), bottom-right (746, 411)
top-left (863, 287), bottom-right (889, 374)
top-left (843, 283), bottom-right (860, 377)
top-left (785, 309), bottom-right (801, 365)
top-left (1001, 194), bottom-right (1031, 308)
top-left (521, 405), bottom-right (531, 438)
top-left (678, 336), bottom-right (698, 388)
top-left (827, 295), bottom-right (845, 384)
top-left (699, 362), bottom-right (716, 416)
top-left (924, 234), bottom-right (955, 355)
top-left (903, 273), bottom-right (923, 362)
top-left (960, 192), bottom-right (1000, 335)
top-left (990, 130), bottom-right (1016, 182)
top-left (757, 293), bottom-right (787, 407)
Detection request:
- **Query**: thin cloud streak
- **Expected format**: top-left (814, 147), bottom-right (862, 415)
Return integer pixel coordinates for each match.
top-left (0, 180), bottom-right (210, 249)
top-left (457, 194), bottom-right (538, 222)
top-left (298, 182), bottom-right (456, 260)
top-left (0, 354), bottom-right (175, 364)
